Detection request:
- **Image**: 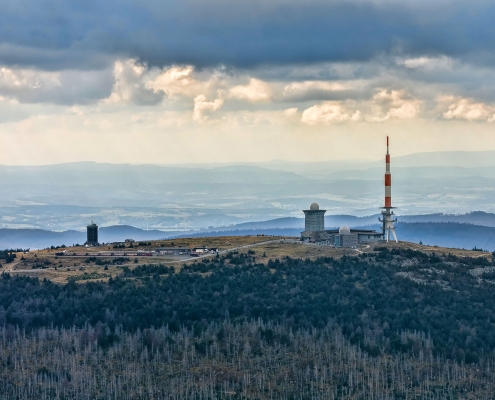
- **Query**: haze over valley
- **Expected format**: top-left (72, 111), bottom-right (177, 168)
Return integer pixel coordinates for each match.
top-left (2, 149), bottom-right (495, 236)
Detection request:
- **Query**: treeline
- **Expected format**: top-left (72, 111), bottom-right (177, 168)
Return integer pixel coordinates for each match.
top-left (0, 249), bottom-right (29, 268)
top-left (84, 256), bottom-right (130, 266)
top-left (0, 248), bottom-right (495, 364)
top-left (122, 264), bottom-right (174, 277)
top-left (0, 250), bottom-right (18, 264)
top-left (0, 321), bottom-right (493, 399)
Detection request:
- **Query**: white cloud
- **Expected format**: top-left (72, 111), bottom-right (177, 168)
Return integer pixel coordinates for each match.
top-left (147, 65), bottom-right (208, 99)
top-left (229, 79), bottom-right (272, 102)
top-left (283, 107), bottom-right (299, 118)
top-left (368, 89), bottom-right (421, 122)
top-left (397, 56), bottom-right (454, 70)
top-left (301, 101), bottom-right (361, 124)
top-left (192, 91), bottom-right (225, 122)
top-left (439, 95), bottom-right (495, 122)
top-left (0, 66), bottom-right (113, 105)
top-left (283, 81), bottom-right (347, 97)
top-left (149, 64), bottom-right (275, 106)
top-left (0, 67), bottom-right (57, 90)
top-left (105, 59), bottom-right (163, 105)
top-left (301, 90), bottom-right (421, 125)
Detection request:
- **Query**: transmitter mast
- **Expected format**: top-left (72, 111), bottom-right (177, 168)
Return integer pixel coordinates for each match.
top-left (379, 136), bottom-right (398, 243)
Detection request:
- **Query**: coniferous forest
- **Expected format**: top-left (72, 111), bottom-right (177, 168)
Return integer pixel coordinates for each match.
top-left (1, 247), bottom-right (495, 398)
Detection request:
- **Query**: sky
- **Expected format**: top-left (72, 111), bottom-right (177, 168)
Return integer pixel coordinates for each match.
top-left (1, 0), bottom-right (495, 165)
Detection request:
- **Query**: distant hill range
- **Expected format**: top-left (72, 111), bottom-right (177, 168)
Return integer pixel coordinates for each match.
top-left (211, 211), bottom-right (495, 230)
top-left (0, 226), bottom-right (183, 250)
top-left (177, 223), bottom-right (495, 252)
top-left (2, 152), bottom-right (495, 232)
top-left (183, 150), bottom-right (495, 172)
top-left (3, 211), bottom-right (495, 251)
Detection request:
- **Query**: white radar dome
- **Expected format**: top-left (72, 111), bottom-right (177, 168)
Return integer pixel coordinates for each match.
top-left (310, 202), bottom-right (319, 210)
top-left (339, 226), bottom-right (351, 235)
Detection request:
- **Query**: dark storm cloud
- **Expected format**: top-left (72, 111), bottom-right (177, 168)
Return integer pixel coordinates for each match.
top-left (1, 0), bottom-right (495, 71)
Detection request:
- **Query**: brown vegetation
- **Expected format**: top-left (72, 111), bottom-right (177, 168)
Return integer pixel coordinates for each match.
top-left (3, 236), bottom-right (492, 284)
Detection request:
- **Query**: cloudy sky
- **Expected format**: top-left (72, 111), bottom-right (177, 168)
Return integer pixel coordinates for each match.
top-left (1, 0), bottom-right (495, 165)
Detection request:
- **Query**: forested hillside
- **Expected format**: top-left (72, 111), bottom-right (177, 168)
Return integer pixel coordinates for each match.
top-left (1, 247), bottom-right (495, 397)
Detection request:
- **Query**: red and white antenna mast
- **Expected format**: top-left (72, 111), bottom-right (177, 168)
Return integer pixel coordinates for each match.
top-left (379, 136), bottom-right (398, 243)
top-left (385, 136), bottom-right (391, 208)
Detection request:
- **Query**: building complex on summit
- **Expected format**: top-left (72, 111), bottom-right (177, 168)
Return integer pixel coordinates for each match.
top-left (301, 137), bottom-right (398, 247)
top-left (300, 203), bottom-right (383, 247)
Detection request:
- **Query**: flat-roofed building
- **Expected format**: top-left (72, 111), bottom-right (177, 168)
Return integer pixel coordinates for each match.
top-left (325, 227), bottom-right (383, 247)
top-left (86, 222), bottom-right (98, 246)
top-left (155, 247), bottom-right (191, 256)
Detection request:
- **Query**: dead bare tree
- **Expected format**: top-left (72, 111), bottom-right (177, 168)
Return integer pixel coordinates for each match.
top-left (0, 320), bottom-right (492, 399)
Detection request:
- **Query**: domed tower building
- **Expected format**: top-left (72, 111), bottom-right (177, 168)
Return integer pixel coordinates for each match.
top-left (301, 202), bottom-right (327, 242)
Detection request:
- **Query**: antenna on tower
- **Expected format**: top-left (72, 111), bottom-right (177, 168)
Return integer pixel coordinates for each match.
top-left (379, 136), bottom-right (398, 243)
